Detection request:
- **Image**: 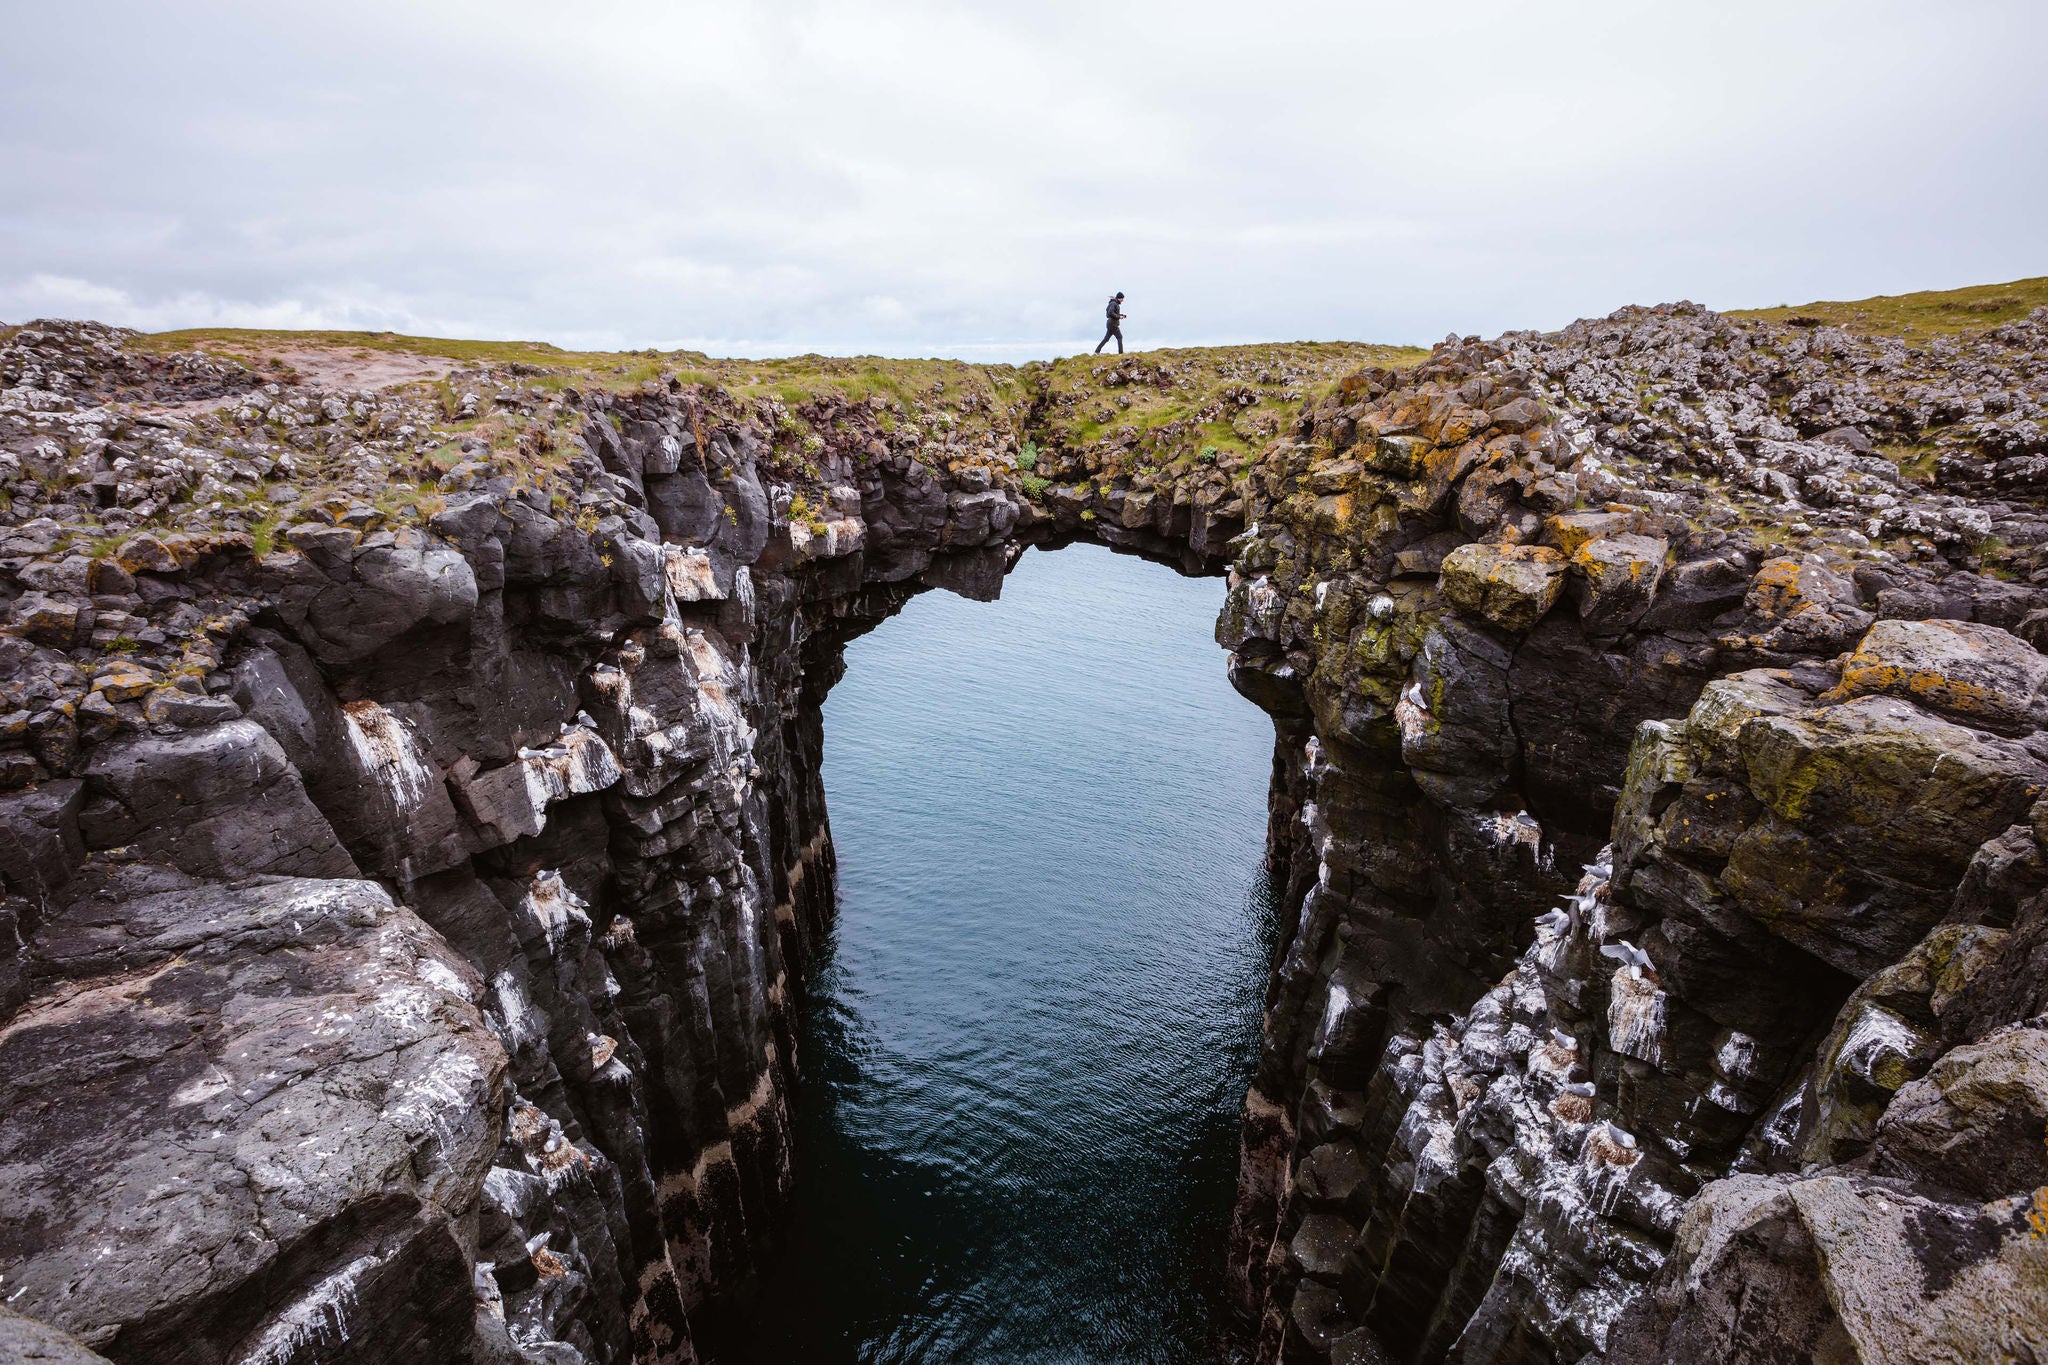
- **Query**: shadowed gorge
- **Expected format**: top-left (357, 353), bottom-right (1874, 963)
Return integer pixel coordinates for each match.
top-left (2, 281), bottom-right (2047, 1365)
top-left (748, 543), bottom-right (1275, 1362)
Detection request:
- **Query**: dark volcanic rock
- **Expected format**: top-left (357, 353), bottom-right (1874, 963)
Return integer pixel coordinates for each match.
top-left (0, 1307), bottom-right (113, 1364)
top-left (81, 720), bottom-right (358, 880)
top-left (0, 865), bottom-right (505, 1363)
top-left (3, 302), bottom-right (2045, 1363)
top-left (1197, 305), bottom-right (2048, 1365)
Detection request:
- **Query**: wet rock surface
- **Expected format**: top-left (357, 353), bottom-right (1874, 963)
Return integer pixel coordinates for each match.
top-left (2, 296), bottom-right (2046, 1362)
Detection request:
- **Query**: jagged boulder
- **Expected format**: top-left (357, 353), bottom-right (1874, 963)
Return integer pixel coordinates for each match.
top-left (80, 720), bottom-right (358, 881)
top-left (0, 1307), bottom-right (112, 1364)
top-left (1832, 617), bottom-right (2048, 736)
top-left (1874, 1024), bottom-right (2048, 1200)
top-left (0, 864), bottom-right (507, 1362)
top-left (0, 777), bottom-right (85, 902)
top-left (1729, 555), bottom-right (1875, 658)
top-left (1610, 1171), bottom-right (2048, 1365)
top-left (268, 526), bottom-right (479, 664)
top-left (1617, 667), bottom-right (2048, 978)
top-left (1796, 924), bottom-right (1999, 1166)
top-left (1571, 533), bottom-right (1668, 637)
top-left (1437, 542), bottom-right (1567, 632)
top-left (1722, 693), bottom-right (2048, 974)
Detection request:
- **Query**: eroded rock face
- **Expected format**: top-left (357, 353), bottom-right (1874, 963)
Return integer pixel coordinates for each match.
top-left (3, 301), bottom-right (2046, 1363)
top-left (0, 338), bottom-right (1037, 1363)
top-left (1197, 306), bottom-right (2048, 1364)
top-left (0, 1306), bottom-right (114, 1364)
top-left (1611, 1170), bottom-right (2048, 1365)
top-left (1, 866), bottom-right (505, 1362)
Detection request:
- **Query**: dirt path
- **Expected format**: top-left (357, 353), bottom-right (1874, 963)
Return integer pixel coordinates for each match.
top-left (192, 340), bottom-right (457, 391)
top-left (124, 340), bottom-right (460, 416)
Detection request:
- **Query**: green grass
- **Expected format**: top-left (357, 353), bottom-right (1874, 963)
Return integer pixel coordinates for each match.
top-left (138, 327), bottom-right (618, 369)
top-left (701, 355), bottom-right (1026, 417)
top-left (1023, 340), bottom-right (1424, 469)
top-left (1731, 276), bottom-right (2048, 343)
top-left (1880, 442), bottom-right (1943, 486)
top-left (249, 513), bottom-right (284, 556)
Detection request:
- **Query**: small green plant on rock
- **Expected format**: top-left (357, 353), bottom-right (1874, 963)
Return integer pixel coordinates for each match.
top-left (250, 515), bottom-right (282, 556)
top-left (787, 493), bottom-right (829, 535)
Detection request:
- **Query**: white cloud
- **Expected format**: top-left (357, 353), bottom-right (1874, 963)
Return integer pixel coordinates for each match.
top-left (0, 274), bottom-right (435, 335)
top-left (1, 0), bottom-right (2041, 359)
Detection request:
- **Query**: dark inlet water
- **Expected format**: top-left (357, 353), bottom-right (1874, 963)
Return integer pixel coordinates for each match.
top-left (747, 542), bottom-right (1279, 1363)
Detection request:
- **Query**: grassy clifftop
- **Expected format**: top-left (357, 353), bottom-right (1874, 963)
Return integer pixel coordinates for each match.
top-left (119, 329), bottom-right (1427, 495)
top-left (1024, 341), bottom-right (1426, 463)
top-left (1730, 274), bottom-right (2048, 343)
top-left (133, 327), bottom-right (1422, 427)
top-left (125, 271), bottom-right (2046, 420)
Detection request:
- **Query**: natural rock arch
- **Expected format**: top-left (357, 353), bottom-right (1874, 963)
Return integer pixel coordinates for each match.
top-left (3, 305), bottom-right (2047, 1363)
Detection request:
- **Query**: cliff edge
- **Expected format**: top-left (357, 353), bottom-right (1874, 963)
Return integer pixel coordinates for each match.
top-left (2, 280), bottom-right (2045, 1363)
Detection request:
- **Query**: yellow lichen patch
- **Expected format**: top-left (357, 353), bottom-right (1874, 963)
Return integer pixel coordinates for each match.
top-left (1743, 556), bottom-right (1815, 616)
top-left (1570, 537), bottom-right (1661, 580)
top-left (1432, 406), bottom-right (1490, 447)
top-left (93, 661), bottom-right (156, 702)
top-left (1843, 662), bottom-right (1999, 717)
top-left (1439, 542), bottom-right (1568, 633)
top-left (1307, 492), bottom-right (1357, 538)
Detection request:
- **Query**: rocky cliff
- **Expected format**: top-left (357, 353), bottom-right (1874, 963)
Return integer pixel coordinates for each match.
top-left (2, 285), bottom-right (2046, 1364)
top-left (1188, 298), bottom-right (2048, 1365)
top-left (0, 327), bottom-right (1040, 1363)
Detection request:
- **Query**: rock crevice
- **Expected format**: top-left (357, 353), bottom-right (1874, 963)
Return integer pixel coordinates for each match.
top-left (4, 301), bottom-right (2047, 1363)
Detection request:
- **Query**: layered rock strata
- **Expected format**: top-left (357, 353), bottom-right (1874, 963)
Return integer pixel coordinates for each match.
top-left (1193, 306), bottom-right (2048, 1365)
top-left (0, 332), bottom-right (1039, 1364)
top-left (4, 300), bottom-right (2047, 1364)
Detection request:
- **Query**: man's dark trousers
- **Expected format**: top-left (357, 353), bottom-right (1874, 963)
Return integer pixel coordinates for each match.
top-left (1095, 322), bottom-right (1123, 354)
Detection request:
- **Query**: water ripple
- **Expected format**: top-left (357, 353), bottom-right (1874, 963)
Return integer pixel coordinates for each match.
top-left (746, 544), bottom-right (1274, 1364)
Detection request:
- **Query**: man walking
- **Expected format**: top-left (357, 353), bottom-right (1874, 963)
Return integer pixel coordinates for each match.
top-left (1095, 292), bottom-right (1127, 354)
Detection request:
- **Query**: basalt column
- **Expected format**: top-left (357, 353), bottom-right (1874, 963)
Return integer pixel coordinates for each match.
top-left (5, 304), bottom-right (2048, 1365)
top-left (0, 362), bottom-right (1033, 1365)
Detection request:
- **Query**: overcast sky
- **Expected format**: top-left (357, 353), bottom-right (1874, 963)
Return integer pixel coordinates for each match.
top-left (3, 1), bottom-right (2042, 360)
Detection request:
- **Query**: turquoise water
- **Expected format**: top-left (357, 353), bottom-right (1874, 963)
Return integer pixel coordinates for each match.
top-left (747, 542), bottom-right (1278, 1363)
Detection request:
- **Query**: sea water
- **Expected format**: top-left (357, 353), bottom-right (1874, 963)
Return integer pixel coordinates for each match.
top-left (748, 541), bottom-right (1276, 1363)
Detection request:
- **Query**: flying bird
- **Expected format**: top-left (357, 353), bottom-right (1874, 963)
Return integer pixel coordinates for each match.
top-left (1600, 940), bottom-right (1654, 974)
